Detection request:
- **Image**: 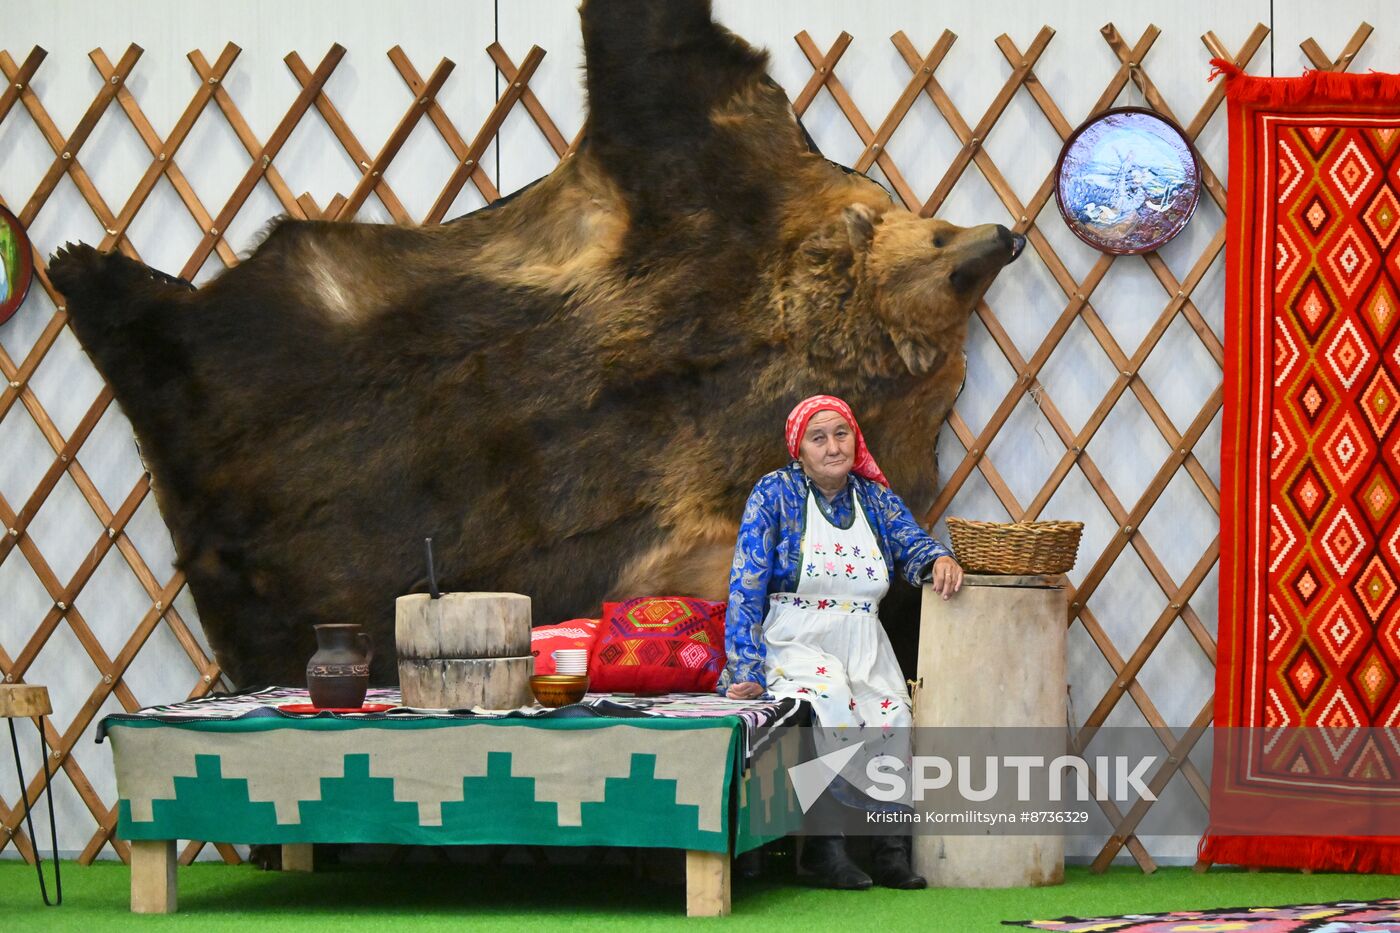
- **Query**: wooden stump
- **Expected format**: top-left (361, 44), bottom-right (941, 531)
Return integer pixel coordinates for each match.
top-left (395, 592), bottom-right (531, 659)
top-left (397, 656), bottom-right (534, 709)
top-left (912, 575), bottom-right (1067, 888)
top-left (396, 592), bottom-right (534, 709)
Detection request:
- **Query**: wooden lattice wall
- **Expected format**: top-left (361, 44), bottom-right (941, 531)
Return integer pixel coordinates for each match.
top-left (0, 18), bottom-right (1380, 872)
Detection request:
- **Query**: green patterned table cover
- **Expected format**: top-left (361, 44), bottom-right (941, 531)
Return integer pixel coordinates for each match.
top-left (735, 720), bottom-right (806, 853)
top-left (102, 690), bottom-right (806, 854)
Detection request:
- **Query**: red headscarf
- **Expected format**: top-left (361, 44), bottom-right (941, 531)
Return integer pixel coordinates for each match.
top-left (784, 394), bottom-right (890, 488)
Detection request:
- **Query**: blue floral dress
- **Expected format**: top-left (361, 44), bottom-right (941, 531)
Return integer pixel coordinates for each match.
top-left (720, 462), bottom-right (951, 693)
top-left (721, 464), bottom-right (953, 794)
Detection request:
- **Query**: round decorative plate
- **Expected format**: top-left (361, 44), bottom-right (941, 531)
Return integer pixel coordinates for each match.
top-left (277, 703), bottom-right (394, 714)
top-left (1054, 107), bottom-right (1202, 255)
top-left (0, 205), bottom-right (35, 326)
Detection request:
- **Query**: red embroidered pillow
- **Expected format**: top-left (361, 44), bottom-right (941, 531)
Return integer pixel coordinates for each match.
top-left (589, 597), bottom-right (727, 695)
top-left (530, 619), bottom-right (600, 675)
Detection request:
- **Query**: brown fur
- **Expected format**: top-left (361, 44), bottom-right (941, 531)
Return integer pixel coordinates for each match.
top-left (47, 0), bottom-right (1022, 687)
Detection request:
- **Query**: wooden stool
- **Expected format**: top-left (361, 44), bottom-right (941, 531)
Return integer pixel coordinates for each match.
top-left (1, 684), bottom-right (62, 906)
top-left (911, 575), bottom-right (1067, 887)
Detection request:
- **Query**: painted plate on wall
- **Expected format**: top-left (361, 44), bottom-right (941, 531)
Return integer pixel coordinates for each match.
top-left (0, 205), bottom-right (35, 326)
top-left (1054, 107), bottom-right (1201, 255)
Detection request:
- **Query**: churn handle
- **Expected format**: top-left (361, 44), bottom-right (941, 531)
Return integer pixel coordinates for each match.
top-left (357, 631), bottom-right (374, 667)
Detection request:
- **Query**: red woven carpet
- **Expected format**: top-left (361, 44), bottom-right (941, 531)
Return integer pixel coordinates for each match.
top-left (1206, 62), bottom-right (1400, 872)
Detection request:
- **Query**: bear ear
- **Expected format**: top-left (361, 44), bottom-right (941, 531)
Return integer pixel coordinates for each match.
top-left (843, 203), bottom-right (880, 252)
top-left (895, 340), bottom-right (945, 376)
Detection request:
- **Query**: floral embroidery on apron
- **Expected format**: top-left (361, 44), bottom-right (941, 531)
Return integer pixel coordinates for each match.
top-left (761, 486), bottom-right (914, 801)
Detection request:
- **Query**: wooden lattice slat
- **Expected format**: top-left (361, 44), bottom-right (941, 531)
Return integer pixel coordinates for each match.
top-left (424, 45), bottom-right (546, 223)
top-left (179, 44), bottom-right (347, 280)
top-left (0, 22), bottom-right (1379, 871)
top-left (485, 43), bottom-right (573, 159)
top-left (96, 45), bottom-right (242, 254)
top-left (289, 48), bottom-right (412, 225)
top-left (187, 48), bottom-right (308, 221)
top-left (788, 20), bottom-right (1283, 871)
top-left (91, 46), bottom-right (242, 267)
top-left (332, 56), bottom-right (454, 222)
top-left (0, 39), bottom-right (563, 865)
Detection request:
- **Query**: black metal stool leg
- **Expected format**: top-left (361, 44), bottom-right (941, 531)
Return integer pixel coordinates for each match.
top-left (7, 716), bottom-right (61, 906)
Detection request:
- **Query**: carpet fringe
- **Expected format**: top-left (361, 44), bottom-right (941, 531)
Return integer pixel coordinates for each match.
top-left (1208, 58), bottom-right (1400, 104)
top-left (1199, 833), bottom-right (1400, 874)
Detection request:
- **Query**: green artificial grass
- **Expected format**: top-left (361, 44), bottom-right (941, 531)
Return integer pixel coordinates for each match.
top-left (1, 857), bottom-right (1396, 932)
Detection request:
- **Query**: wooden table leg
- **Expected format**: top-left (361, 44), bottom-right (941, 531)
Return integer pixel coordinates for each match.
top-left (685, 849), bottom-right (731, 917)
top-left (131, 839), bottom-right (177, 914)
top-left (282, 843), bottom-right (314, 872)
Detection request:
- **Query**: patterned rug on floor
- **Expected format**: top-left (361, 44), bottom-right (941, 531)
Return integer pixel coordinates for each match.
top-left (1005, 897), bottom-right (1400, 931)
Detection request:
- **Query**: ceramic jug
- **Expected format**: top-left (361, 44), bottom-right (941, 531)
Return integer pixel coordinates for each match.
top-left (306, 624), bottom-right (373, 708)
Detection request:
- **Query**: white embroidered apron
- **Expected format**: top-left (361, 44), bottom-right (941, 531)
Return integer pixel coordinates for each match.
top-left (762, 486), bottom-right (913, 798)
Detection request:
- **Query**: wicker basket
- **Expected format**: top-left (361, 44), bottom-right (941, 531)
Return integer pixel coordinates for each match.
top-left (945, 517), bottom-right (1083, 575)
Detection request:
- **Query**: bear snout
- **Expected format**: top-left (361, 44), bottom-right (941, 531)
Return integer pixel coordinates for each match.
top-left (946, 225), bottom-right (1026, 293)
top-left (996, 224), bottom-right (1027, 262)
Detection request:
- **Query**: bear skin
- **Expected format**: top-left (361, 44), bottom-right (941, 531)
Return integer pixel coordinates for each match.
top-left (48, 0), bottom-right (1023, 688)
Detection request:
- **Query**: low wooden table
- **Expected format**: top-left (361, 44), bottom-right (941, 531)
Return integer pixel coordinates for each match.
top-left (100, 688), bottom-right (803, 917)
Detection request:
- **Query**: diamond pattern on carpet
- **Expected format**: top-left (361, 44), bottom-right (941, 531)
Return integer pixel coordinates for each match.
top-left (1005, 896), bottom-right (1400, 931)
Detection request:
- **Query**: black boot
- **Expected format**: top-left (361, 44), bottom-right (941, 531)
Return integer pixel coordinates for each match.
top-left (799, 836), bottom-right (873, 890)
top-left (734, 846), bottom-right (764, 880)
top-left (871, 835), bottom-right (926, 889)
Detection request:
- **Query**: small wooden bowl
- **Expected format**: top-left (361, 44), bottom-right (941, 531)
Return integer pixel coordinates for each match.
top-left (530, 674), bottom-right (589, 707)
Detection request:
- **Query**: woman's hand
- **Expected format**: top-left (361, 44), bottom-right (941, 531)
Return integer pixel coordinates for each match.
top-left (931, 555), bottom-right (963, 600)
top-left (726, 681), bottom-right (765, 700)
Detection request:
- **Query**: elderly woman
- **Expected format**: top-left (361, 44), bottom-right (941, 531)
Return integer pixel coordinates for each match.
top-left (721, 394), bottom-right (962, 890)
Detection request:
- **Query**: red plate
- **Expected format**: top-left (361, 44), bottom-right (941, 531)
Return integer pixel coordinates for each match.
top-left (277, 703), bottom-right (394, 714)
